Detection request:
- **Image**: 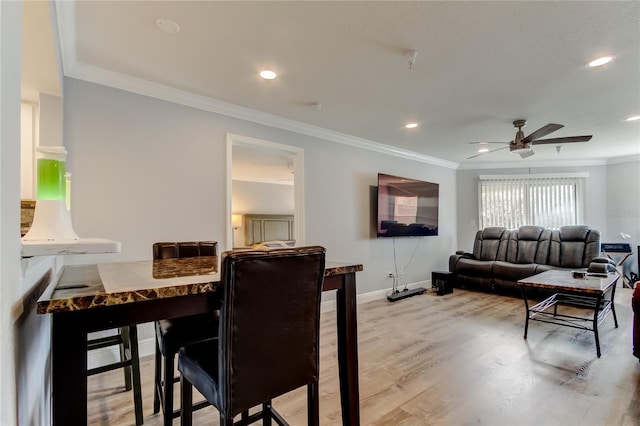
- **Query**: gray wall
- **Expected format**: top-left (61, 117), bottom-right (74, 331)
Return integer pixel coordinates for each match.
top-left (64, 77), bottom-right (458, 294)
top-left (455, 165), bottom-right (609, 252)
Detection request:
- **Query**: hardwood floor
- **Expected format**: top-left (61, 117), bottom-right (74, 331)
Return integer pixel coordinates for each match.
top-left (88, 287), bottom-right (640, 425)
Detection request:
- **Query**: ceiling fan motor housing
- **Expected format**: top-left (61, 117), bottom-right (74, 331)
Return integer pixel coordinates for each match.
top-left (510, 126), bottom-right (530, 153)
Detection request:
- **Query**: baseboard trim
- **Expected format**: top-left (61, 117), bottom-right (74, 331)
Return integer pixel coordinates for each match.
top-left (89, 280), bottom-right (432, 364)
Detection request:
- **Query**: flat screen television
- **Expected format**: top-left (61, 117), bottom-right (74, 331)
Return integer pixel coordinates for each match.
top-left (377, 173), bottom-right (439, 237)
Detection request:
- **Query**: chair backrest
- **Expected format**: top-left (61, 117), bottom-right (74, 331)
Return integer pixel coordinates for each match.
top-left (218, 246), bottom-right (326, 418)
top-left (152, 241), bottom-right (217, 259)
top-left (472, 227), bottom-right (508, 261)
top-left (548, 225), bottom-right (600, 268)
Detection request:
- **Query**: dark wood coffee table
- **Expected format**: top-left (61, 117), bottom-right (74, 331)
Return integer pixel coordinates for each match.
top-left (517, 270), bottom-right (619, 357)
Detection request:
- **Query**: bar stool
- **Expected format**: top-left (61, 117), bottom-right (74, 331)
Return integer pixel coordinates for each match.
top-left (87, 326), bottom-right (143, 425)
top-left (179, 246), bottom-right (326, 425)
top-left (152, 241), bottom-right (218, 425)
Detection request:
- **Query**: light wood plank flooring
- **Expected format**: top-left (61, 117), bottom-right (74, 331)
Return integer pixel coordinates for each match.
top-left (88, 287), bottom-right (640, 425)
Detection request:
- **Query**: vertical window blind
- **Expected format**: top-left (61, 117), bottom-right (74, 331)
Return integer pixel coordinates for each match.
top-left (478, 174), bottom-right (586, 229)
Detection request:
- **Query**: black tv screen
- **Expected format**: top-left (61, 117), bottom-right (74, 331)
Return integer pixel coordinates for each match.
top-left (377, 173), bottom-right (439, 237)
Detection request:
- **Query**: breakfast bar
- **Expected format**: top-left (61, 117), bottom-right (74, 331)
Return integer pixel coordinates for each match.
top-left (37, 256), bottom-right (363, 425)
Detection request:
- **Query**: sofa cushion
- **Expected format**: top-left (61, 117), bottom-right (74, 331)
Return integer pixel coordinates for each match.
top-left (492, 261), bottom-right (538, 282)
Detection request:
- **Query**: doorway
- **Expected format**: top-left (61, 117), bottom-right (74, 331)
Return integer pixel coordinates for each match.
top-left (226, 134), bottom-right (304, 250)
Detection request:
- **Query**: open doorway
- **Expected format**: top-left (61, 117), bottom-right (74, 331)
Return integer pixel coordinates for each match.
top-left (226, 134), bottom-right (304, 250)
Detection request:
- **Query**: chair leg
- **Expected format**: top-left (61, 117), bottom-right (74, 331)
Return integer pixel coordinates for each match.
top-left (153, 333), bottom-right (162, 414)
top-left (120, 327), bottom-right (132, 391)
top-left (180, 376), bottom-right (193, 426)
top-left (219, 413), bottom-right (234, 426)
top-left (163, 351), bottom-right (176, 426)
top-left (308, 382), bottom-right (319, 426)
top-left (263, 401), bottom-right (272, 426)
top-left (128, 325), bottom-right (144, 426)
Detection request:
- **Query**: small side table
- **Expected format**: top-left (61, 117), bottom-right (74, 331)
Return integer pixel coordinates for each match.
top-left (602, 251), bottom-right (634, 288)
top-left (432, 271), bottom-right (454, 295)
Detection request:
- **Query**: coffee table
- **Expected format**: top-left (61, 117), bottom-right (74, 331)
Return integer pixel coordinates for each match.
top-left (517, 270), bottom-right (619, 357)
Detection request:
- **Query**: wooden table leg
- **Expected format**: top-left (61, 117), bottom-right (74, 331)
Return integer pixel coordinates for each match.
top-left (52, 312), bottom-right (88, 425)
top-left (335, 272), bottom-right (360, 426)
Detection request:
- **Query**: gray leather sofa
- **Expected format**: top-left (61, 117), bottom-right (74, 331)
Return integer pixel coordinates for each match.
top-left (449, 225), bottom-right (608, 294)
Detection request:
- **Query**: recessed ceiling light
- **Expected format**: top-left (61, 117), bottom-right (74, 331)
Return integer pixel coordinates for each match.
top-left (478, 148), bottom-right (489, 153)
top-left (405, 122), bottom-right (418, 129)
top-left (259, 70), bottom-right (277, 80)
top-left (587, 55), bottom-right (614, 67)
top-left (156, 18), bottom-right (180, 34)
top-left (626, 115), bottom-right (640, 121)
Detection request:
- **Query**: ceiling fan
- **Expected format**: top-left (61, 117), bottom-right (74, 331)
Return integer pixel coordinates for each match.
top-left (468, 119), bottom-right (592, 159)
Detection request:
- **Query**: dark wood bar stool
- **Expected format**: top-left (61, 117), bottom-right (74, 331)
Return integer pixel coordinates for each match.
top-left (87, 326), bottom-right (143, 425)
top-left (152, 241), bottom-right (219, 425)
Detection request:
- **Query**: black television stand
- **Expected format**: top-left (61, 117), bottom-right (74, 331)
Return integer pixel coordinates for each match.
top-left (387, 286), bottom-right (426, 302)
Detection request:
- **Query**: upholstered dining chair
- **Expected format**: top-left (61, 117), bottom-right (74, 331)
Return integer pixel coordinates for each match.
top-left (152, 241), bottom-right (219, 425)
top-left (178, 246), bottom-right (326, 426)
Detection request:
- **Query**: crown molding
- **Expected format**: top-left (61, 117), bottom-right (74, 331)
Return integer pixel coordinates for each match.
top-left (54, 0), bottom-right (458, 171)
top-left (606, 154), bottom-right (640, 165)
top-left (65, 61), bottom-right (461, 170)
top-left (457, 157), bottom-right (610, 170)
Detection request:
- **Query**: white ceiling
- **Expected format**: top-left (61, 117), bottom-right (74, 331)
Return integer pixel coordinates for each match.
top-left (23, 1), bottom-right (640, 169)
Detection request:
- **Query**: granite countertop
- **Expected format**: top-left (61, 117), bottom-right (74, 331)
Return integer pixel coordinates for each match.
top-left (37, 256), bottom-right (363, 314)
top-left (517, 269), bottom-right (618, 294)
top-left (37, 257), bottom-right (220, 314)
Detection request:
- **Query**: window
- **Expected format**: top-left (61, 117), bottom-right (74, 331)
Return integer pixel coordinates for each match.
top-left (478, 174), bottom-right (586, 229)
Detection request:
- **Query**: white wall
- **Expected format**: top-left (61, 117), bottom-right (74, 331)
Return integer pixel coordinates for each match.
top-left (455, 165), bottom-right (609, 252)
top-left (232, 180), bottom-right (294, 215)
top-left (232, 180), bottom-right (294, 247)
top-left (606, 159), bottom-right (640, 276)
top-left (0, 2), bottom-right (24, 424)
top-left (38, 93), bottom-right (63, 147)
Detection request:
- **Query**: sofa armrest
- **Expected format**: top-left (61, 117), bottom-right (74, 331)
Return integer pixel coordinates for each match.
top-left (455, 250), bottom-right (474, 258)
top-left (590, 256), bottom-right (616, 266)
top-left (587, 260), bottom-right (616, 274)
top-left (449, 251), bottom-right (475, 273)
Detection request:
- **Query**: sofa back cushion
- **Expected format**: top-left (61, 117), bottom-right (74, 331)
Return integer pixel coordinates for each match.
top-left (506, 226), bottom-right (551, 264)
top-left (473, 227), bottom-right (508, 261)
top-left (548, 225), bottom-right (600, 268)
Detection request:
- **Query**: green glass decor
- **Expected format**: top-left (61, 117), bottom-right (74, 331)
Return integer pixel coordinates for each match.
top-left (37, 158), bottom-right (66, 200)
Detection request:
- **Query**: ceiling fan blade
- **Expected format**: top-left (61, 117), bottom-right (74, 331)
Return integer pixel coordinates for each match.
top-left (468, 141), bottom-right (508, 145)
top-left (467, 145), bottom-right (509, 159)
top-left (522, 123), bottom-right (564, 143)
top-left (532, 135), bottom-right (592, 145)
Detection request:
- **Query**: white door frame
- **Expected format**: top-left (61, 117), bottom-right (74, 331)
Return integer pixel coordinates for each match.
top-left (226, 133), bottom-right (304, 251)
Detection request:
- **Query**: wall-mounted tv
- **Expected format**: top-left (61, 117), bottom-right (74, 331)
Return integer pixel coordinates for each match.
top-left (377, 173), bottom-right (439, 237)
